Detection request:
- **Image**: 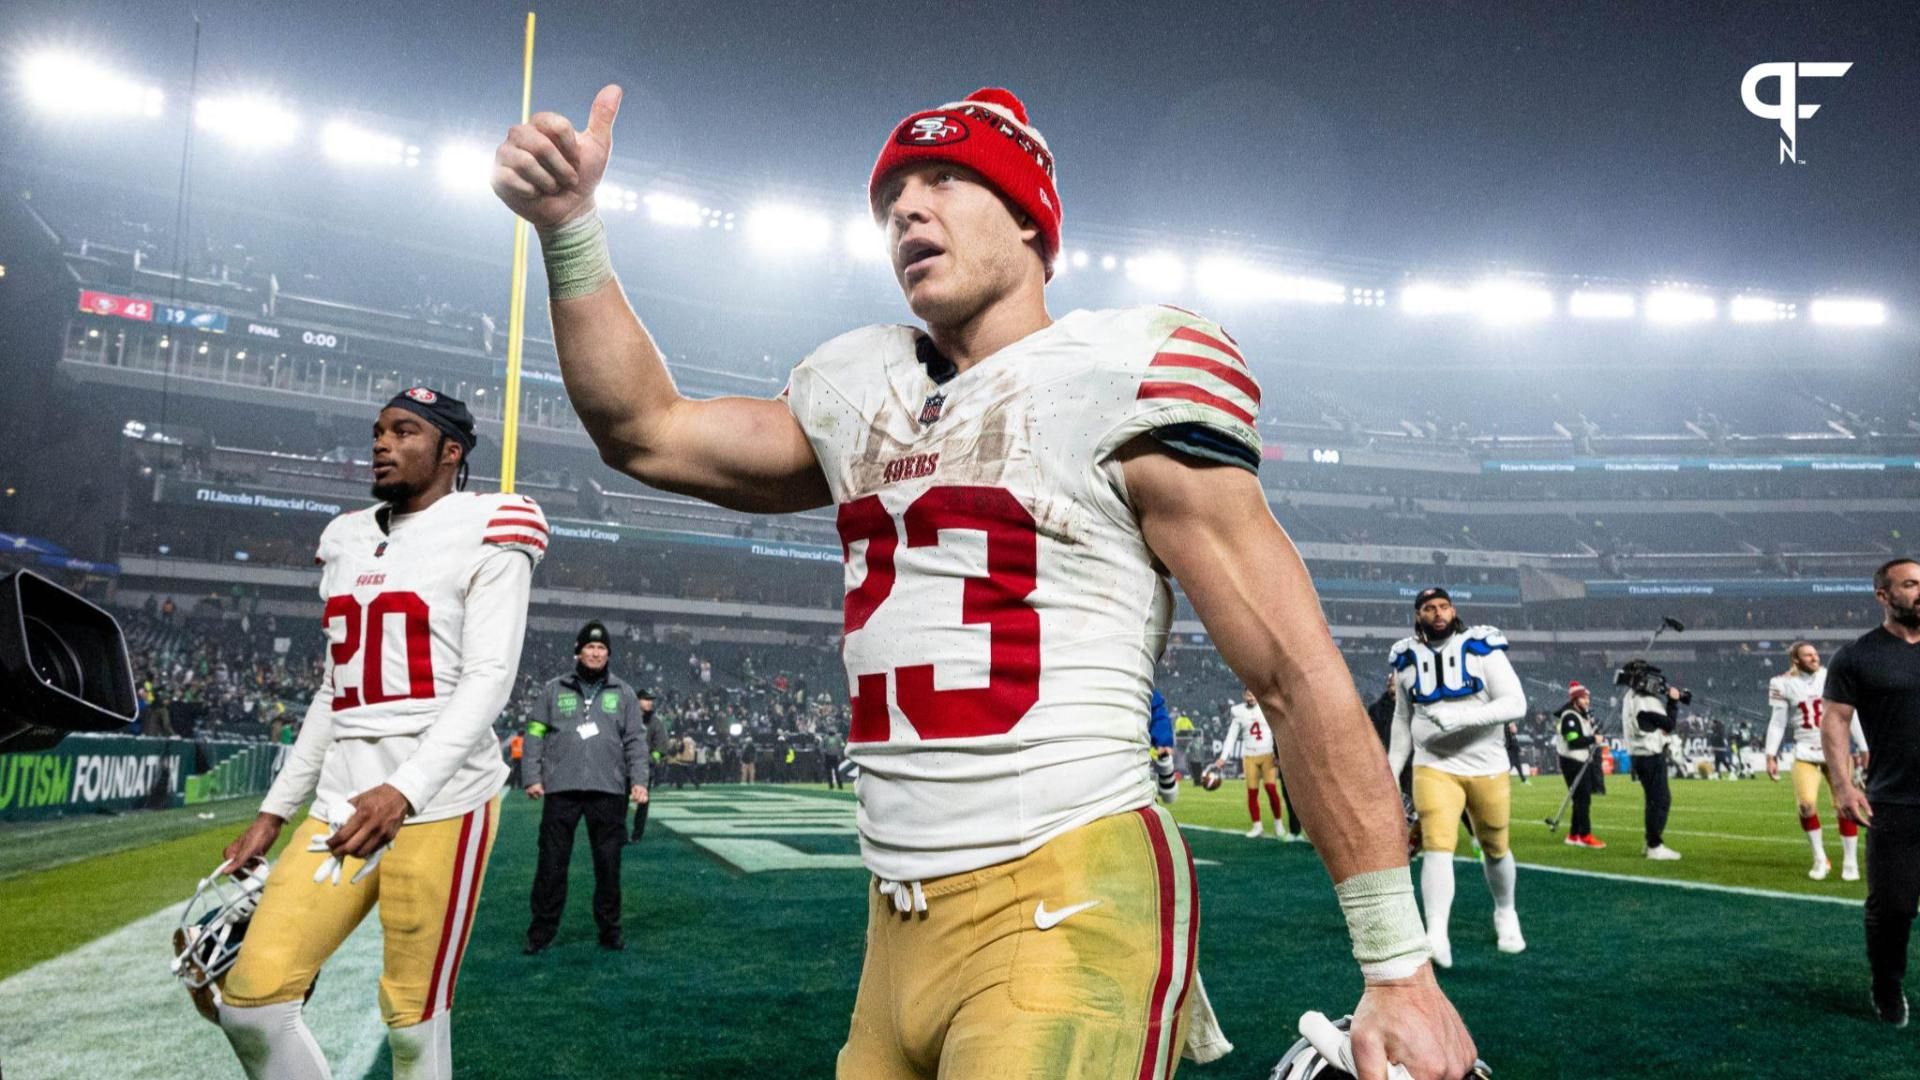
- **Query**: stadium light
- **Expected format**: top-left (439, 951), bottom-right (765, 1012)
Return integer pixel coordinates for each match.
top-left (745, 204), bottom-right (831, 255)
top-left (1124, 251), bottom-right (1187, 292)
top-left (1568, 290), bottom-right (1635, 319)
top-left (597, 184), bottom-right (639, 213)
top-left (1100, 254), bottom-right (1117, 271)
top-left (1645, 289), bottom-right (1716, 325)
top-left (843, 215), bottom-right (887, 261)
top-left (1729, 295), bottom-right (1794, 323)
top-left (434, 141), bottom-right (494, 193)
top-left (1469, 279), bottom-right (1553, 324)
top-left (321, 120), bottom-right (418, 167)
top-left (194, 95), bottom-right (298, 149)
top-left (1069, 250), bottom-right (1090, 269)
top-left (1399, 282), bottom-right (1470, 316)
top-left (1809, 297), bottom-right (1887, 327)
top-left (644, 192), bottom-right (702, 228)
top-left (22, 52), bottom-right (163, 117)
top-left (1196, 256), bottom-right (1345, 305)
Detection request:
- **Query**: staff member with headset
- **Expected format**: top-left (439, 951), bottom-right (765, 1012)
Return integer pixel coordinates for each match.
top-left (523, 620), bottom-right (649, 953)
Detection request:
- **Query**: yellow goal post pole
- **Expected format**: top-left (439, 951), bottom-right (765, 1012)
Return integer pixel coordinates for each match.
top-left (499, 11), bottom-right (536, 493)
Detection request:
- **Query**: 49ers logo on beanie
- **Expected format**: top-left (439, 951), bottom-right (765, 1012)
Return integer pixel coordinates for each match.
top-left (870, 87), bottom-right (1062, 279)
top-left (903, 115), bottom-right (967, 146)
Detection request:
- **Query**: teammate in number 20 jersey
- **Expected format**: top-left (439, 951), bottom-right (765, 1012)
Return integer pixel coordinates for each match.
top-left (211, 389), bottom-right (545, 1080)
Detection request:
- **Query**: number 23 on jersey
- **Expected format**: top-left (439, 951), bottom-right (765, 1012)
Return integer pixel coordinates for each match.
top-left (837, 485), bottom-right (1041, 743)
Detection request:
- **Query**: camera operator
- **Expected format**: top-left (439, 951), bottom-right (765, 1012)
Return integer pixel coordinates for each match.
top-left (1618, 660), bottom-right (1687, 861)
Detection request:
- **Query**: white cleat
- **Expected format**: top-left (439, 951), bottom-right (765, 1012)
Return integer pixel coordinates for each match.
top-left (1245, 823), bottom-right (1264, 839)
top-left (1810, 860), bottom-right (1832, 881)
top-left (1842, 863), bottom-right (1861, 882)
top-left (1645, 845), bottom-right (1683, 861)
top-left (1493, 908), bottom-right (1526, 955)
top-left (1427, 928), bottom-right (1453, 969)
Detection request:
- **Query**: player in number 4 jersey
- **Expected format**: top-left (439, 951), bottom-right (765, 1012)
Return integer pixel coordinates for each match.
top-left (1217, 689), bottom-right (1287, 838)
top-left (1767, 642), bottom-right (1867, 881)
top-left (208, 388), bottom-right (545, 1079)
top-left (496, 84), bottom-right (1476, 1079)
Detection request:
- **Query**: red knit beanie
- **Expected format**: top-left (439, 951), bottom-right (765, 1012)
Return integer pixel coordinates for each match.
top-left (869, 87), bottom-right (1061, 278)
top-left (1568, 681), bottom-right (1588, 696)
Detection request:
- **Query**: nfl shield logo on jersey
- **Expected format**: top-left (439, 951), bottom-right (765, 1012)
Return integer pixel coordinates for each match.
top-left (374, 541), bottom-right (388, 558)
top-left (918, 392), bottom-right (947, 426)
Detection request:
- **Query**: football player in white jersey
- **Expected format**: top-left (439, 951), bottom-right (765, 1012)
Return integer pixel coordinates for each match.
top-left (1767, 641), bottom-right (1866, 881)
top-left (494, 85), bottom-right (1476, 1080)
top-left (208, 388), bottom-right (546, 1079)
top-left (1216, 688), bottom-right (1288, 838)
top-left (1387, 589), bottom-right (1528, 968)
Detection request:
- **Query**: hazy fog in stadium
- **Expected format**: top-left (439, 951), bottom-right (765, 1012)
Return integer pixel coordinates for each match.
top-left (2, 0), bottom-right (1914, 371)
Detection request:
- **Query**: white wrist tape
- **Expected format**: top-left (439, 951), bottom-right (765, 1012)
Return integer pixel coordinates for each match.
top-left (538, 210), bottom-right (614, 300)
top-left (1334, 866), bottom-right (1430, 982)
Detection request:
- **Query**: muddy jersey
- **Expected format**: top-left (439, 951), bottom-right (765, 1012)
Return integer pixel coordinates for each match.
top-left (784, 305), bottom-right (1261, 880)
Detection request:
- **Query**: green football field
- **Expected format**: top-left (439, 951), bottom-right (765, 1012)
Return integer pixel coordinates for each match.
top-left (0, 773), bottom-right (1910, 1078)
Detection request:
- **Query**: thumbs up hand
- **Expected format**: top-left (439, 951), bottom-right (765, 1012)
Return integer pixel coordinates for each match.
top-left (492, 83), bottom-right (623, 230)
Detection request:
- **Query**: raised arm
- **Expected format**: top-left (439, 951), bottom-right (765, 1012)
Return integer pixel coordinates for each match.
top-left (492, 85), bottom-right (831, 514)
top-left (1118, 443), bottom-right (1476, 1080)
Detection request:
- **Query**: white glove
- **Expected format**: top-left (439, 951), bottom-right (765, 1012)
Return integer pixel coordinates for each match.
top-left (307, 811), bottom-right (389, 886)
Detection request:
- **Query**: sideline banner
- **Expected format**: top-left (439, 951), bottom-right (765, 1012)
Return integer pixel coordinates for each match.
top-left (0, 736), bottom-right (194, 821)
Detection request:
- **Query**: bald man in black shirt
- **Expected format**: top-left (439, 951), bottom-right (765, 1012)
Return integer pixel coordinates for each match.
top-left (1824, 557), bottom-right (1920, 1029)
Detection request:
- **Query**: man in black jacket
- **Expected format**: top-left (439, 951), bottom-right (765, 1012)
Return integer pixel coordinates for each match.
top-left (523, 621), bottom-right (649, 953)
top-left (1556, 682), bottom-right (1605, 849)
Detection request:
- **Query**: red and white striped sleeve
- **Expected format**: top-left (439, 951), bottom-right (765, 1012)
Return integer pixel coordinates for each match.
top-left (1099, 307), bottom-right (1263, 471)
top-left (480, 494), bottom-right (549, 567)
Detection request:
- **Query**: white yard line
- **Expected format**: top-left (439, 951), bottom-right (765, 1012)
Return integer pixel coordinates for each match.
top-left (1176, 823), bottom-right (1863, 907)
top-left (0, 899), bottom-right (389, 1079)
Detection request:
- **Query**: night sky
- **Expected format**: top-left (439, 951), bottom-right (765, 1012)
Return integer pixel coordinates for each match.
top-left (4, 0), bottom-right (1916, 299)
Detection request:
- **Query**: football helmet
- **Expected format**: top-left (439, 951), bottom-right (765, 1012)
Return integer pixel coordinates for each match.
top-left (1270, 1012), bottom-right (1490, 1080)
top-left (170, 858), bottom-right (271, 1022)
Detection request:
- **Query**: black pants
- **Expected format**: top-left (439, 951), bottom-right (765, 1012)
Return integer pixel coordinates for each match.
top-left (1277, 771), bottom-right (1303, 836)
top-left (528, 790), bottom-right (627, 945)
top-left (822, 753), bottom-right (843, 789)
top-left (1560, 755), bottom-right (1598, 837)
top-left (1867, 803), bottom-right (1920, 994)
top-left (630, 799), bottom-right (649, 842)
top-left (1630, 753), bottom-right (1671, 848)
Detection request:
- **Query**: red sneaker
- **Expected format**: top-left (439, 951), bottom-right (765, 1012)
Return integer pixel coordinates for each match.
top-left (1579, 834), bottom-right (1608, 849)
top-left (1563, 834), bottom-right (1588, 847)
